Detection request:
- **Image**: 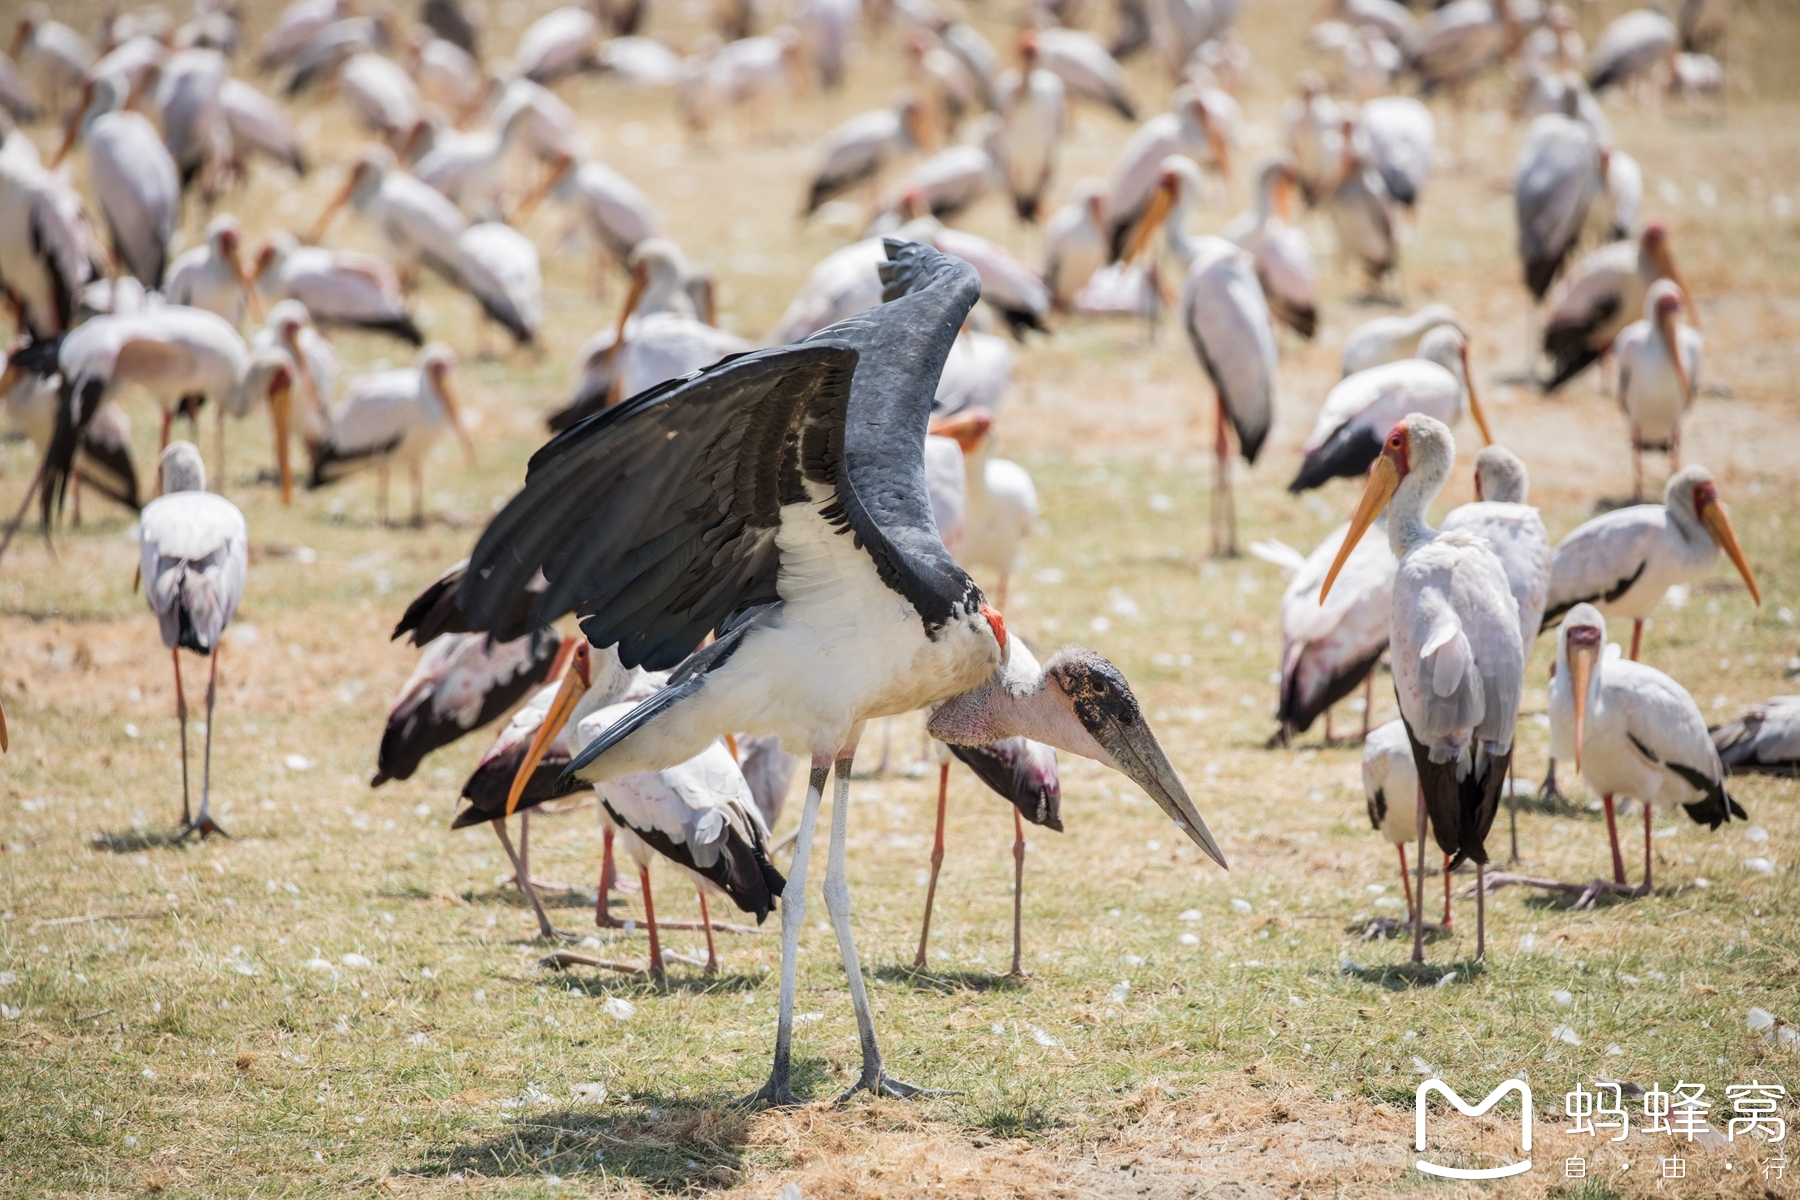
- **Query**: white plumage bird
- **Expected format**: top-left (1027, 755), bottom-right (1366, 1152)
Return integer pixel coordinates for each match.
top-left (1223, 156), bottom-right (1316, 339)
top-left (252, 231), bottom-right (423, 345)
top-left (1550, 602), bottom-right (1744, 894)
top-left (995, 34), bottom-right (1065, 222)
top-left (139, 441), bottom-right (247, 838)
top-left (1042, 182), bottom-right (1108, 310)
top-left (54, 72), bottom-right (179, 288)
top-left (309, 146), bottom-right (467, 291)
top-left (1292, 326), bottom-right (1491, 493)
top-left (1339, 304), bottom-right (1467, 377)
top-left (309, 343), bottom-right (476, 525)
top-left (1322, 414), bottom-right (1525, 962)
top-left (1362, 719), bottom-right (1435, 928)
top-left (1614, 279), bottom-right (1702, 499)
top-left (165, 215), bottom-right (262, 329)
top-left (1543, 464), bottom-right (1758, 658)
top-left (927, 408), bottom-right (1037, 609)
top-left (1254, 515), bottom-right (1395, 744)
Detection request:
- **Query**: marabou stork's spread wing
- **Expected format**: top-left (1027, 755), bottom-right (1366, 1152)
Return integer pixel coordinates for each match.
top-left (458, 239), bottom-right (982, 670)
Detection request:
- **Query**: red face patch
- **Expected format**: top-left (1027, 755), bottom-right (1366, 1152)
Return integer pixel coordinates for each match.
top-left (981, 603), bottom-right (1007, 651)
top-left (1382, 423), bottom-right (1411, 477)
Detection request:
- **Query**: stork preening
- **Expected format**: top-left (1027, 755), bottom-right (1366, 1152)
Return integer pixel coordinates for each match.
top-left (450, 240), bottom-right (1224, 1105)
top-left (1106, 86), bottom-right (1232, 261)
top-left (1322, 415), bottom-right (1525, 963)
top-left (1223, 156), bottom-right (1317, 340)
top-left (1549, 603), bottom-right (1744, 898)
top-left (139, 443), bottom-right (247, 839)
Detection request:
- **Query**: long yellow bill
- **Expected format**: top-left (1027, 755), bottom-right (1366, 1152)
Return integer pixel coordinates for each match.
top-left (505, 642), bottom-right (592, 816)
top-left (1697, 491), bottom-right (1761, 606)
top-left (1657, 306), bottom-right (1691, 409)
top-left (1123, 180), bottom-right (1175, 265)
top-left (1461, 343), bottom-right (1493, 446)
top-left (270, 375), bottom-right (293, 507)
top-left (1567, 633), bottom-right (1599, 773)
top-left (1320, 455), bottom-right (1400, 602)
top-left (306, 174), bottom-right (356, 244)
top-left (434, 372), bottom-right (479, 467)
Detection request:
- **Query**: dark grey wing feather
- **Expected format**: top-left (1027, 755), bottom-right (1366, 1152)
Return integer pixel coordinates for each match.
top-left (823, 238), bottom-right (987, 634)
top-left (458, 345), bottom-right (857, 666)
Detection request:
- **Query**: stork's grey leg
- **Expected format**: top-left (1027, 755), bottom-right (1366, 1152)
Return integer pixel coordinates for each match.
top-left (187, 647), bottom-right (228, 839)
top-left (829, 749), bottom-right (937, 1102)
top-left (737, 757), bottom-right (830, 1109)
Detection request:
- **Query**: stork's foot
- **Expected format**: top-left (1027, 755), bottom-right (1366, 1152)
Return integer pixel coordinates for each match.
top-left (177, 815), bottom-right (230, 841)
top-left (837, 1062), bottom-right (951, 1104)
top-left (735, 1071), bottom-right (802, 1110)
top-left (536, 926), bottom-right (582, 944)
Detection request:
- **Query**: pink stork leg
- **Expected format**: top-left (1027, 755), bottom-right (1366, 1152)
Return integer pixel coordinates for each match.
top-left (640, 864), bottom-right (664, 977)
top-left (1412, 786), bottom-right (1428, 965)
top-left (914, 761), bottom-right (950, 968)
top-left (172, 649), bottom-right (192, 831)
top-left (1475, 861), bottom-right (1486, 960)
top-left (1397, 843), bottom-right (1415, 929)
top-left (1602, 794), bottom-right (1627, 885)
top-left (1441, 856), bottom-right (1453, 931)
top-left (697, 887), bottom-right (719, 975)
top-left (595, 825), bottom-right (624, 928)
top-left (1629, 620), bottom-right (1644, 661)
top-left (1009, 806), bottom-right (1027, 978)
top-left (1640, 800), bottom-right (1654, 896)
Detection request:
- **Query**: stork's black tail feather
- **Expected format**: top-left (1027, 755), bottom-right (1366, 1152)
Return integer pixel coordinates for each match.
top-left (41, 375), bottom-right (106, 532)
top-left (1666, 761), bottom-right (1746, 829)
top-left (1405, 721), bottom-right (1510, 867)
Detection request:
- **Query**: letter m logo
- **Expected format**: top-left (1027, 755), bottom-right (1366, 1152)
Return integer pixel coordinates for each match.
top-left (1415, 1079), bottom-right (1533, 1179)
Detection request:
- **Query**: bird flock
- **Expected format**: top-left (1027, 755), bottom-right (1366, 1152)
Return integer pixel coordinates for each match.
top-left (0, 0), bottom-right (1784, 1104)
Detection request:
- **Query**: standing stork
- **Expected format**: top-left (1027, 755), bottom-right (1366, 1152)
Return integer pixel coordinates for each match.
top-left (1543, 465), bottom-right (1758, 660)
top-left (1587, 9), bottom-right (1677, 94)
top-left (1514, 113), bottom-right (1606, 301)
top-left (1363, 719), bottom-right (1437, 931)
top-left (512, 152), bottom-right (661, 283)
top-left (450, 240), bottom-right (1225, 1105)
top-left (1043, 182), bottom-right (1108, 310)
top-left (1442, 445), bottom-right (1550, 861)
top-left (1124, 158), bottom-right (1275, 557)
top-left (1550, 603), bottom-right (1744, 895)
top-left (309, 343), bottom-right (476, 526)
top-left (165, 215), bottom-right (264, 329)
top-left (4, 308), bottom-right (295, 566)
top-left (308, 146), bottom-right (467, 293)
top-left (1614, 280), bottom-right (1701, 499)
top-left (1536, 464), bottom-right (1758, 801)
top-left (927, 407), bottom-right (1037, 610)
top-left (995, 33), bottom-right (1065, 223)
top-left (1327, 118), bottom-right (1397, 295)
top-left (802, 95), bottom-right (929, 216)
top-left (53, 72), bottom-right (178, 288)
top-left (1105, 85), bottom-right (1231, 261)
top-left (1292, 325), bottom-right (1491, 493)
top-left (1321, 414), bottom-right (1525, 962)
top-left (139, 442), bottom-right (246, 839)
top-left (0, 132), bottom-right (95, 340)
top-left (1542, 222), bottom-right (1693, 392)
top-left (1223, 156), bottom-right (1316, 339)
top-left (1358, 96), bottom-right (1435, 212)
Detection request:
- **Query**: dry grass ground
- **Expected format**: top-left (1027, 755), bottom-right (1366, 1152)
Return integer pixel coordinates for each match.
top-left (2, 0), bottom-right (1799, 1196)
